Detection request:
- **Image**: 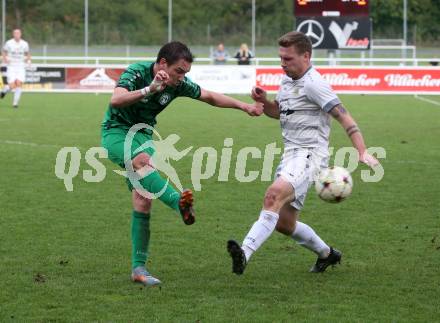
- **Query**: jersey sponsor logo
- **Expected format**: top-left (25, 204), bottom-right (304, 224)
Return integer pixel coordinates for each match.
top-left (159, 93), bottom-right (171, 105)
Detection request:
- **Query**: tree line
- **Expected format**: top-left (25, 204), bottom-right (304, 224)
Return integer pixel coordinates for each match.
top-left (3, 0), bottom-right (439, 46)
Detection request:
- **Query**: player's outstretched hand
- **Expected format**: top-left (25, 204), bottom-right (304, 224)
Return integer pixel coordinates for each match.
top-left (251, 86), bottom-right (267, 103)
top-left (359, 151), bottom-right (380, 168)
top-left (243, 102), bottom-right (264, 116)
top-left (150, 70), bottom-right (169, 93)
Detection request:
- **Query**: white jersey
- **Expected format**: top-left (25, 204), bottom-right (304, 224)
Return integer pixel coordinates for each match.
top-left (3, 39), bottom-right (29, 67)
top-left (276, 66), bottom-right (340, 152)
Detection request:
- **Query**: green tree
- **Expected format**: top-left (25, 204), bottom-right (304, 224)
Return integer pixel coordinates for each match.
top-left (1, 0), bottom-right (439, 46)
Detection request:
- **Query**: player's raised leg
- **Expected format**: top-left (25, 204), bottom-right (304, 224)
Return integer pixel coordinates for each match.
top-left (227, 177), bottom-right (294, 275)
top-left (131, 152), bottom-right (195, 225)
top-left (276, 203), bottom-right (342, 273)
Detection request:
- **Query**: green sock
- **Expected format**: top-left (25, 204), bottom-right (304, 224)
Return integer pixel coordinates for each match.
top-left (139, 170), bottom-right (180, 211)
top-left (131, 210), bottom-right (151, 269)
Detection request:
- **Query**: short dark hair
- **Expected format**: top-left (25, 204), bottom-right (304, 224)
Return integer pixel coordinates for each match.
top-left (278, 31), bottom-right (312, 56)
top-left (156, 41), bottom-right (194, 65)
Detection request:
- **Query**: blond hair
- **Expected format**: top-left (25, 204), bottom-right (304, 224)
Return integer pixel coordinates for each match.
top-left (239, 43), bottom-right (249, 57)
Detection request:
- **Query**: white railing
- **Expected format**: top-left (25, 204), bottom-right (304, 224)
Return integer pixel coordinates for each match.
top-left (29, 45), bottom-right (426, 66)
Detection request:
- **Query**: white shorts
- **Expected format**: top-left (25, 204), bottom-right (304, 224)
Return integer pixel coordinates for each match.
top-left (275, 147), bottom-right (329, 210)
top-left (7, 66), bottom-right (26, 84)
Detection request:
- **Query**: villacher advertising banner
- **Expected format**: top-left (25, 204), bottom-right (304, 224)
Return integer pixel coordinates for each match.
top-left (256, 67), bottom-right (440, 94)
top-left (14, 65), bottom-right (440, 95)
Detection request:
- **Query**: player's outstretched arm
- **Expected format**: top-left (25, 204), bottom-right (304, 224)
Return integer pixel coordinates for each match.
top-left (251, 86), bottom-right (279, 119)
top-left (329, 104), bottom-right (379, 167)
top-left (198, 88), bottom-right (263, 116)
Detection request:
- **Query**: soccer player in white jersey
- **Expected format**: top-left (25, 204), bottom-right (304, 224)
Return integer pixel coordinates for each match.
top-left (227, 31), bottom-right (379, 274)
top-left (1, 28), bottom-right (31, 108)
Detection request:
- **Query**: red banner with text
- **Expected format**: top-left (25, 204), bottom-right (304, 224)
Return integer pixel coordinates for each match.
top-left (21, 65), bottom-right (440, 95)
top-left (256, 67), bottom-right (440, 94)
top-left (65, 67), bottom-right (124, 90)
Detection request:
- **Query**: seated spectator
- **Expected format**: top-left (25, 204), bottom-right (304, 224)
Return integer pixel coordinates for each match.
top-left (212, 43), bottom-right (229, 65)
top-left (234, 43), bottom-right (253, 65)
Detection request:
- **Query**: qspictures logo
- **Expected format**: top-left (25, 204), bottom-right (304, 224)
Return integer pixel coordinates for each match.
top-left (54, 124), bottom-right (386, 197)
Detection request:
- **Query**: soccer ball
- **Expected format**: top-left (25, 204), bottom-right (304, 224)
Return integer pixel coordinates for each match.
top-left (314, 166), bottom-right (353, 203)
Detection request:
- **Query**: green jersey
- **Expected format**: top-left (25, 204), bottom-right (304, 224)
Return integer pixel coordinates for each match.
top-left (102, 62), bottom-right (201, 130)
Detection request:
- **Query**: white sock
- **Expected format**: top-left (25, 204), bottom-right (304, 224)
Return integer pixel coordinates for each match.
top-left (291, 221), bottom-right (331, 259)
top-left (242, 210), bottom-right (279, 261)
top-left (2, 85), bottom-right (10, 93)
top-left (13, 87), bottom-right (22, 106)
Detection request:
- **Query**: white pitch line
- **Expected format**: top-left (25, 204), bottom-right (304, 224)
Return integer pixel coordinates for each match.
top-left (414, 94), bottom-right (440, 106)
top-left (0, 139), bottom-right (67, 149)
top-left (383, 160), bottom-right (439, 166)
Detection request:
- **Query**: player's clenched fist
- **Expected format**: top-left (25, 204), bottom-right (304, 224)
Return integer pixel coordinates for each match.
top-left (150, 70), bottom-right (169, 92)
top-left (251, 86), bottom-right (267, 103)
top-left (243, 102), bottom-right (264, 116)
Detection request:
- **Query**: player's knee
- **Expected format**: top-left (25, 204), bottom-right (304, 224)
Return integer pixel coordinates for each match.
top-left (263, 185), bottom-right (284, 208)
top-left (135, 201), bottom-right (151, 214)
top-left (133, 192), bottom-right (152, 213)
top-left (132, 153), bottom-right (152, 171)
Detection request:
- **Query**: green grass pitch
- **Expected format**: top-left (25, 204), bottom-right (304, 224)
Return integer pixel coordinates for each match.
top-left (0, 92), bottom-right (439, 322)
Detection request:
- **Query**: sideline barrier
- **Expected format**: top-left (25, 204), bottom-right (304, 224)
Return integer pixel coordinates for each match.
top-left (11, 65), bottom-right (440, 95)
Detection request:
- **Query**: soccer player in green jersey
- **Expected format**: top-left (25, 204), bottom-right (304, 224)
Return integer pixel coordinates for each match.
top-left (101, 41), bottom-right (262, 286)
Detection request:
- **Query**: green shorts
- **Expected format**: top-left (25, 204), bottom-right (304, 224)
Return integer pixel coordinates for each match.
top-left (101, 126), bottom-right (156, 190)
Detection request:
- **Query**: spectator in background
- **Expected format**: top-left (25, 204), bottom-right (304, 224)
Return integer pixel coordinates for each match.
top-left (212, 43), bottom-right (229, 65)
top-left (234, 43), bottom-right (253, 65)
